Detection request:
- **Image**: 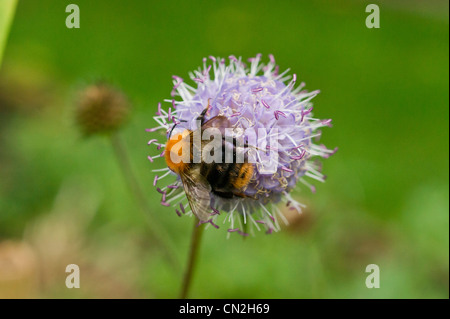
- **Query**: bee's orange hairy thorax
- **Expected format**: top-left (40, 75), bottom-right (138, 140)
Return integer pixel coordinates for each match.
top-left (232, 163), bottom-right (254, 190)
top-left (165, 130), bottom-right (191, 174)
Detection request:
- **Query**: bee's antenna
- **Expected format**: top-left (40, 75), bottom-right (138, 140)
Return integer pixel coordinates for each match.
top-left (168, 120), bottom-right (187, 138)
top-left (197, 99), bottom-right (212, 125)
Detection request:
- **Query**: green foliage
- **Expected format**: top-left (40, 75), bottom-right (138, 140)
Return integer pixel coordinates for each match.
top-left (0, 0), bottom-right (18, 67)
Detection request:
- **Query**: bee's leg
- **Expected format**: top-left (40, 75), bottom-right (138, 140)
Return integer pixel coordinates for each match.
top-left (233, 192), bottom-right (257, 200)
top-left (221, 136), bottom-right (252, 147)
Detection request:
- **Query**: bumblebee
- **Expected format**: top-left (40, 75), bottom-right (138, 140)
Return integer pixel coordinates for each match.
top-left (165, 107), bottom-right (254, 221)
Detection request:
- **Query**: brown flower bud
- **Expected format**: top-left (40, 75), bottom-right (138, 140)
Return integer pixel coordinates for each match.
top-left (76, 82), bottom-right (130, 136)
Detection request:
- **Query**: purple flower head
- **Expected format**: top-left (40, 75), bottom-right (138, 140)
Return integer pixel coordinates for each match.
top-left (147, 54), bottom-right (336, 236)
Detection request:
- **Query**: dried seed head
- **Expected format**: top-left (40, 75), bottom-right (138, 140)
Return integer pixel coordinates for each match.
top-left (76, 82), bottom-right (130, 136)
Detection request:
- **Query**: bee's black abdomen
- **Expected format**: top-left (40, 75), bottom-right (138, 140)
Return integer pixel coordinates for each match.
top-left (198, 132), bottom-right (253, 199)
top-left (202, 162), bottom-right (244, 198)
top-left (211, 189), bottom-right (234, 199)
top-left (205, 163), bottom-right (231, 189)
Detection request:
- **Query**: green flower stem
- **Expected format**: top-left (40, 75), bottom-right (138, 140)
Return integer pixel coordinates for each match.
top-left (179, 218), bottom-right (204, 299)
top-left (0, 0), bottom-right (18, 68)
top-left (110, 133), bottom-right (180, 270)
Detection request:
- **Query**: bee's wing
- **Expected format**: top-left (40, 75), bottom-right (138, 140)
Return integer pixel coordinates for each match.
top-left (180, 168), bottom-right (212, 221)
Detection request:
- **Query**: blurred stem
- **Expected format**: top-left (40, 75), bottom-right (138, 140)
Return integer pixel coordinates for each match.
top-left (179, 218), bottom-right (204, 299)
top-left (0, 0), bottom-right (18, 68)
top-left (110, 133), bottom-right (179, 270)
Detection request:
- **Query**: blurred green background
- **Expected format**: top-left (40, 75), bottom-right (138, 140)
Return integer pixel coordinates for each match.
top-left (0, 0), bottom-right (448, 298)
